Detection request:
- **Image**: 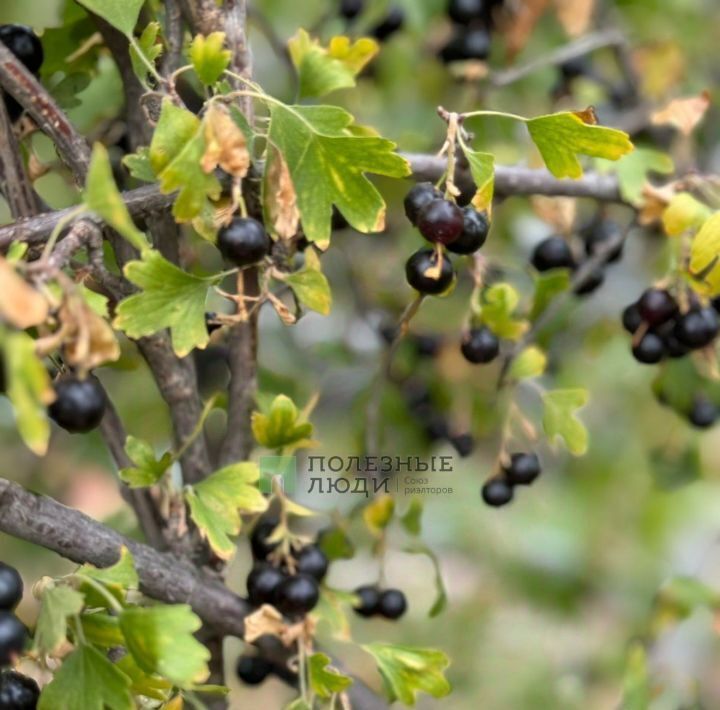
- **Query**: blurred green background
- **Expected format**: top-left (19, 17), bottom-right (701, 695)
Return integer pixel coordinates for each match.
top-left (2, 0), bottom-right (720, 708)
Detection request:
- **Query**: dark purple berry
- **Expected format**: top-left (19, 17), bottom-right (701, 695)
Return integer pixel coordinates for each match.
top-left (236, 655), bottom-right (272, 685)
top-left (340, 0), bottom-right (364, 20)
top-left (632, 332), bottom-right (665, 364)
top-left (574, 267), bottom-right (605, 296)
top-left (371, 6), bottom-right (405, 41)
top-left (294, 546), bottom-right (329, 582)
top-left (217, 217), bottom-right (270, 268)
top-left (503, 453), bottom-right (541, 485)
top-left (440, 26), bottom-right (492, 63)
top-left (583, 219), bottom-right (623, 263)
top-left (246, 564), bottom-right (287, 606)
top-left (405, 249), bottom-right (455, 295)
top-left (353, 585), bottom-right (380, 617)
top-left (274, 574), bottom-right (320, 617)
top-left (378, 589), bottom-right (407, 620)
top-left (531, 237), bottom-right (575, 272)
top-left (205, 312), bottom-right (222, 335)
top-left (449, 433), bottom-right (475, 458)
top-left (637, 288), bottom-right (678, 327)
top-left (560, 55), bottom-right (591, 80)
top-left (674, 307), bottom-right (719, 349)
top-left (417, 199), bottom-right (465, 245)
top-left (688, 396), bottom-right (717, 429)
top-left (446, 207), bottom-right (489, 254)
top-left (461, 326), bottom-right (499, 364)
top-left (412, 333), bottom-right (442, 358)
top-left (0, 670), bottom-right (39, 709)
top-left (250, 518), bottom-right (280, 560)
top-left (404, 183), bottom-right (442, 226)
top-left (0, 612), bottom-right (27, 666)
top-left (0, 564), bottom-right (22, 612)
top-left (447, 0), bottom-right (486, 23)
top-left (48, 377), bottom-right (106, 433)
top-left (0, 25), bottom-right (43, 75)
top-left (622, 303), bottom-right (642, 334)
top-left (481, 478), bottom-right (513, 507)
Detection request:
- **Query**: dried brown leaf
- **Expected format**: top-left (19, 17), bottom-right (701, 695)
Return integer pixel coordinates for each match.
top-left (264, 145), bottom-right (300, 239)
top-left (637, 183), bottom-right (677, 226)
top-left (202, 103), bottom-right (250, 178)
top-left (502, 0), bottom-right (551, 61)
top-left (553, 0), bottom-right (595, 37)
top-left (0, 257), bottom-right (49, 329)
top-left (651, 91), bottom-right (711, 136)
top-left (531, 196), bottom-right (577, 235)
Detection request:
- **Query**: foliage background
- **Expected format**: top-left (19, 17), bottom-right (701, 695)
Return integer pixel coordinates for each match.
top-left (2, 0), bottom-right (720, 707)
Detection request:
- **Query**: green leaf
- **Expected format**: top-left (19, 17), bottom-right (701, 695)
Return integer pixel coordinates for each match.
top-left (616, 147), bottom-right (674, 204)
top-left (509, 346), bottom-right (547, 381)
top-left (189, 32), bottom-right (231, 86)
top-left (115, 655), bottom-right (173, 702)
top-left (621, 643), bottom-right (649, 710)
top-left (363, 494), bottom-right (395, 535)
top-left (318, 527), bottom-right (355, 561)
top-left (657, 576), bottom-right (720, 620)
top-left (38, 645), bottom-right (133, 710)
top-left (288, 29), bottom-right (379, 99)
top-left (185, 462), bottom-right (268, 559)
top-left (649, 444), bottom-right (701, 491)
top-left (284, 267), bottom-right (332, 315)
top-left (460, 144), bottom-right (494, 212)
top-left (75, 0), bottom-right (144, 37)
top-left (400, 498), bottom-right (423, 536)
top-left (308, 652), bottom-right (353, 699)
top-left (662, 192), bottom-right (712, 237)
top-left (79, 546), bottom-right (139, 591)
top-left (479, 283), bottom-right (528, 340)
top-left (114, 249), bottom-right (222, 357)
top-left (530, 270), bottom-right (570, 320)
top-left (0, 328), bottom-right (54, 455)
top-left (84, 143), bottom-right (149, 252)
top-left (689, 212), bottom-right (720, 295)
top-left (149, 100), bottom-right (222, 221)
top-left (251, 394), bottom-right (314, 450)
top-left (123, 148), bottom-right (156, 183)
top-left (267, 103), bottom-right (410, 242)
top-left (404, 543), bottom-right (447, 617)
top-left (542, 388), bottom-right (589, 456)
top-left (34, 584), bottom-right (84, 655)
top-left (119, 436), bottom-right (172, 488)
top-left (49, 72), bottom-right (91, 109)
top-left (312, 588), bottom-right (356, 640)
top-left (119, 605), bottom-right (210, 687)
top-left (80, 613), bottom-right (126, 648)
top-left (130, 22), bottom-right (163, 84)
top-left (526, 110), bottom-right (633, 179)
top-left (362, 643), bottom-right (451, 706)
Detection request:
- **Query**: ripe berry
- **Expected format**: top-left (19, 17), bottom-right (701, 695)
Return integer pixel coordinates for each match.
top-left (378, 589), bottom-right (407, 620)
top-left (404, 183), bottom-right (441, 226)
top-left (0, 612), bottom-right (27, 666)
top-left (632, 332), bottom-right (665, 364)
top-left (340, 0), bottom-right (364, 20)
top-left (583, 219), bottom-right (623, 263)
top-left (236, 655), bottom-right (272, 686)
top-left (622, 303), bottom-right (642, 334)
top-left (481, 478), bottom-right (513, 507)
top-left (274, 574), bottom-right (320, 617)
top-left (217, 217), bottom-right (270, 268)
top-left (688, 396), bottom-right (717, 429)
top-left (574, 267), bottom-right (605, 296)
top-left (559, 55), bottom-right (591, 80)
top-left (48, 376), bottom-right (106, 433)
top-left (440, 26), bottom-right (491, 62)
top-left (531, 237), bottom-right (575, 272)
top-left (461, 326), bottom-right (500, 364)
top-left (449, 433), bottom-right (475, 458)
top-left (294, 546), bottom-right (329, 582)
top-left (353, 585), bottom-right (380, 617)
top-left (674, 307), bottom-right (719, 349)
top-left (246, 564), bottom-right (287, 606)
top-left (250, 518), bottom-right (280, 560)
top-left (0, 564), bottom-right (22, 612)
top-left (0, 670), bottom-right (39, 710)
top-left (405, 249), bottom-right (455, 295)
top-left (663, 332), bottom-right (689, 359)
top-left (412, 333), bottom-right (442, 358)
top-left (0, 25), bottom-right (44, 75)
top-left (422, 412), bottom-right (450, 442)
top-left (371, 6), bottom-right (405, 41)
top-left (503, 453), bottom-right (540, 486)
top-left (204, 312), bottom-right (222, 335)
top-left (447, 207), bottom-right (489, 254)
top-left (417, 199), bottom-right (465, 245)
top-left (637, 288), bottom-right (678, 327)
top-left (447, 0), bottom-right (486, 24)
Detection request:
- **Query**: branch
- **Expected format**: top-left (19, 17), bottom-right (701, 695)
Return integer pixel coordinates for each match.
top-left (162, 0), bottom-right (185, 76)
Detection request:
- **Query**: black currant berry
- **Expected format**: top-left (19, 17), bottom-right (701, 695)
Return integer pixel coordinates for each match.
top-left (423, 412), bottom-right (450, 442)
top-left (236, 655), bottom-right (272, 686)
top-left (378, 589), bottom-right (407, 620)
top-left (204, 312), bottom-right (222, 335)
top-left (274, 574), bottom-right (320, 617)
top-left (632, 332), bottom-right (665, 364)
top-left (449, 433), bottom-right (475, 458)
top-left (250, 518), bottom-right (280, 560)
top-left (481, 478), bottom-right (514, 507)
top-left (0, 612), bottom-right (27, 666)
top-left (353, 585), bottom-right (380, 617)
top-left (294, 546), bottom-right (329, 582)
top-left (447, 0), bottom-right (485, 23)
top-left (574, 267), bottom-right (605, 296)
top-left (412, 333), bottom-right (442, 358)
top-left (217, 217), bottom-right (270, 268)
top-left (0, 670), bottom-right (39, 710)
top-left (48, 377), bottom-right (106, 433)
top-left (447, 207), bottom-right (489, 254)
top-left (663, 332), bottom-right (689, 359)
top-left (440, 27), bottom-right (491, 63)
top-left (637, 288), bottom-right (678, 327)
top-left (688, 396), bottom-right (717, 429)
top-left (0, 25), bottom-right (44, 75)
top-left (371, 6), bottom-right (405, 41)
top-left (560, 55), bottom-right (591, 81)
top-left (503, 453), bottom-right (541, 486)
top-left (246, 564), bottom-right (287, 606)
top-left (405, 249), bottom-right (455, 295)
top-left (404, 183), bottom-right (442, 226)
top-left (583, 220), bottom-right (623, 263)
top-left (340, 0), bottom-right (364, 21)
top-left (0, 564), bottom-right (22, 612)
top-left (461, 326), bottom-right (500, 364)
top-left (674, 307), bottom-right (719, 349)
top-left (531, 237), bottom-right (575, 272)
top-left (417, 199), bottom-right (465, 245)
top-left (622, 303), bottom-right (642, 334)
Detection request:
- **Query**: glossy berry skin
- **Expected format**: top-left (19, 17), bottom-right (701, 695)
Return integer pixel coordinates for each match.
top-left (447, 0), bottom-right (485, 23)
top-left (378, 589), bottom-right (407, 620)
top-left (0, 564), bottom-right (22, 612)
top-left (583, 220), bottom-right (623, 263)
top-left (663, 332), bottom-right (689, 359)
top-left (339, 0), bottom-right (364, 20)
top-left (674, 307), bottom-right (719, 349)
top-left (417, 199), bottom-right (465, 245)
top-left (622, 303), bottom-right (642, 334)
top-left (404, 183), bottom-right (441, 226)
top-left (481, 478), bottom-right (513, 507)
top-left (574, 267), bottom-right (605, 296)
top-left (294, 546), bottom-right (329, 582)
top-left (449, 433), bottom-right (475, 458)
top-left (217, 218), bottom-right (270, 268)
top-left (353, 585), bottom-right (380, 618)
top-left (0, 671), bottom-right (39, 710)
top-left (440, 27), bottom-right (491, 62)
top-left (689, 397), bottom-right (717, 429)
top-left (246, 564), bottom-right (287, 606)
top-left (447, 208), bottom-right (489, 254)
top-left (531, 237), bottom-right (575, 272)
top-left (503, 453), bottom-right (540, 486)
top-left (405, 249), bottom-right (455, 295)
top-left (48, 377), bottom-right (106, 433)
top-left (632, 332), bottom-right (665, 364)
top-left (274, 574), bottom-right (320, 617)
top-left (371, 6), bottom-right (405, 41)
top-left (461, 326), bottom-right (500, 364)
top-left (0, 612), bottom-right (27, 666)
top-left (236, 656), bottom-right (272, 686)
top-left (0, 26), bottom-right (44, 75)
top-left (250, 518), bottom-right (280, 560)
top-left (637, 288), bottom-right (678, 327)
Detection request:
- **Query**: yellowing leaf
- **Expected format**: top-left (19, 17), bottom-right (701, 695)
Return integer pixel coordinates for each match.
top-left (251, 394), bottom-right (315, 451)
top-left (651, 91), bottom-right (711, 136)
top-left (283, 252), bottom-right (332, 315)
top-left (461, 144), bottom-right (494, 213)
top-left (363, 494), bottom-right (394, 535)
top-left (542, 388), bottom-right (589, 456)
top-left (189, 32), bottom-right (231, 86)
top-left (509, 346), bottom-right (547, 380)
top-left (662, 193), bottom-right (712, 237)
top-left (689, 212), bottom-right (720, 296)
top-left (480, 283), bottom-right (528, 341)
top-left (526, 110), bottom-right (633, 179)
top-left (0, 257), bottom-right (48, 329)
top-left (201, 103), bottom-right (250, 178)
top-left (80, 547), bottom-right (139, 591)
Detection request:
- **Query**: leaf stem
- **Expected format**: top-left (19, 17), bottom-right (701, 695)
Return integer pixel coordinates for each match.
top-left (128, 36), bottom-right (164, 85)
top-left (461, 109), bottom-right (529, 123)
top-left (173, 394), bottom-right (220, 463)
top-left (72, 574), bottom-right (123, 614)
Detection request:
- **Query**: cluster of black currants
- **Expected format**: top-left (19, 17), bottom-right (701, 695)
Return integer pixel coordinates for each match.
top-left (352, 585), bottom-right (407, 620)
top-left (623, 288), bottom-right (720, 427)
top-left (339, 0), bottom-right (405, 42)
top-left (48, 376), bottom-right (106, 434)
top-left (404, 182), bottom-right (490, 295)
top-left (440, 0), bottom-right (504, 64)
top-left (0, 563), bottom-right (38, 710)
top-left (481, 452), bottom-right (541, 507)
top-left (0, 25), bottom-right (44, 122)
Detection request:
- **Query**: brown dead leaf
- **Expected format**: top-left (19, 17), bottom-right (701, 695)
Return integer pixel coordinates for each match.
top-left (502, 0), bottom-right (551, 61)
top-left (637, 183), bottom-right (677, 226)
top-left (202, 103), bottom-right (250, 178)
top-left (0, 257), bottom-right (49, 329)
top-left (264, 146), bottom-right (300, 239)
top-left (573, 106), bottom-right (598, 125)
top-left (553, 0), bottom-right (595, 37)
top-left (268, 293), bottom-right (297, 325)
top-left (243, 605), bottom-right (286, 644)
top-left (651, 91), bottom-right (711, 136)
top-left (531, 196), bottom-right (577, 235)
